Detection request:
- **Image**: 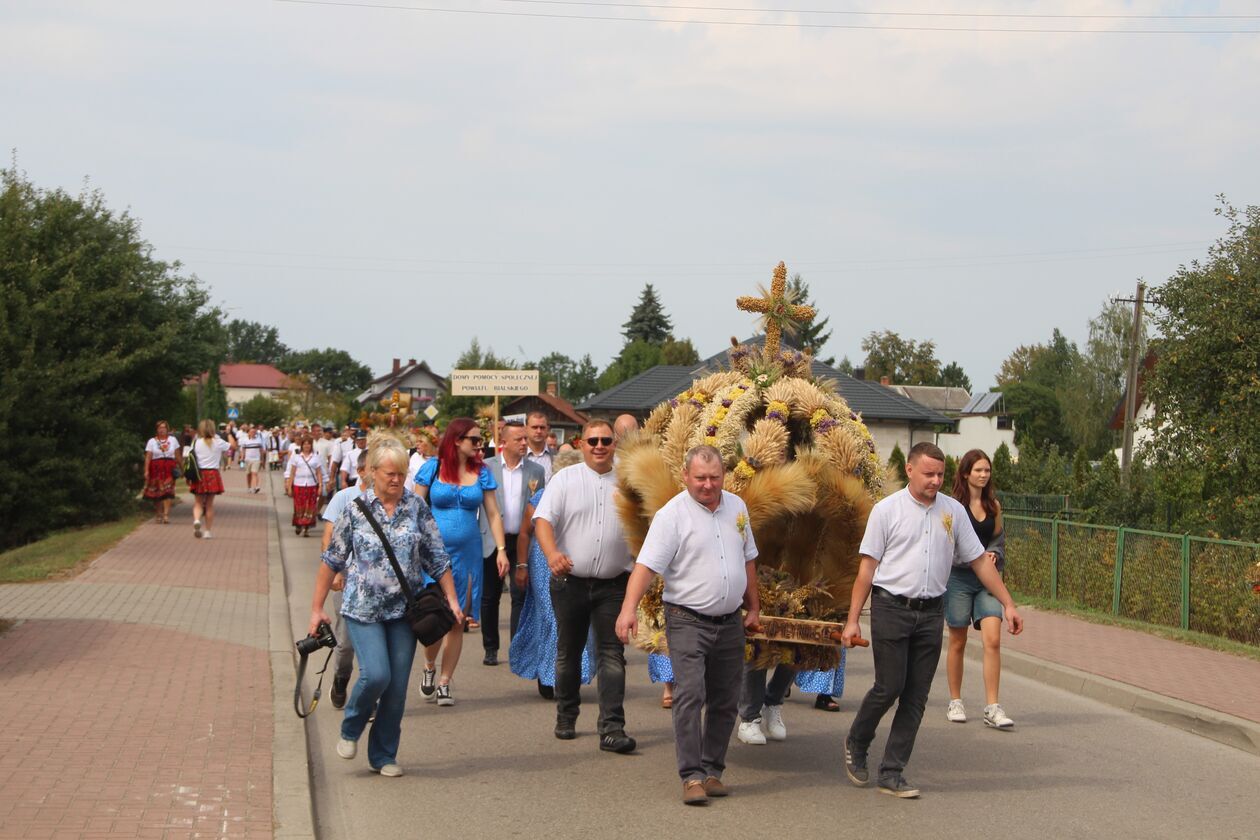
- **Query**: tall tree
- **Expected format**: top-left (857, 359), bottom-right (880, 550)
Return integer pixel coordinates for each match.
top-left (660, 338), bottom-right (699, 366)
top-left (1061, 300), bottom-right (1144, 458)
top-left (1146, 199), bottom-right (1260, 539)
top-left (860, 330), bottom-right (942, 385)
top-left (621, 283), bottom-right (673, 344)
top-left (0, 166), bottom-right (220, 548)
top-left (224, 319), bottom-right (289, 365)
top-left (938, 361), bottom-right (972, 391)
top-left (281, 347), bottom-right (372, 395)
top-left (787, 274), bottom-right (834, 365)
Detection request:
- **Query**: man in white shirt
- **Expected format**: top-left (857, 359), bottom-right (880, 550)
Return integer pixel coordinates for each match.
top-left (616, 445), bottom-right (760, 805)
top-left (524, 410), bottom-right (554, 481)
top-left (841, 442), bottom-right (1023, 799)
top-left (478, 421), bottom-right (546, 666)
top-left (533, 419), bottom-right (635, 753)
top-left (340, 430), bottom-right (368, 487)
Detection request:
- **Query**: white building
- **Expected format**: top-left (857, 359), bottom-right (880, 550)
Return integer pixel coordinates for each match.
top-left (935, 392), bottom-right (1019, 460)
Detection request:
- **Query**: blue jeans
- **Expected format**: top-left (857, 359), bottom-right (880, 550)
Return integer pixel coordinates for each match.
top-left (342, 616), bottom-right (417, 769)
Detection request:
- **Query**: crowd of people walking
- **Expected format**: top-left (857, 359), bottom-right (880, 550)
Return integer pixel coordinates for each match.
top-left (147, 410), bottom-right (1024, 803)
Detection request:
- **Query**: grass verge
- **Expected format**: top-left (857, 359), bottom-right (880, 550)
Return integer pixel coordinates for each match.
top-left (0, 507), bottom-right (151, 584)
top-left (1013, 591), bottom-right (1260, 663)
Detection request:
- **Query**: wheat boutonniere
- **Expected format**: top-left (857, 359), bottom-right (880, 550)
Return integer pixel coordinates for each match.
top-left (941, 513), bottom-right (954, 540)
top-left (736, 512), bottom-right (748, 537)
top-left (528, 478), bottom-right (539, 494)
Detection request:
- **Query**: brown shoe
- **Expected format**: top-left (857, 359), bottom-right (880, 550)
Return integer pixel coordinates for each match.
top-left (682, 779), bottom-right (709, 806)
top-left (702, 776), bottom-right (729, 797)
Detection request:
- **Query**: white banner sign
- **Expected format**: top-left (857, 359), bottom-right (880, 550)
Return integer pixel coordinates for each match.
top-left (450, 369), bottom-right (540, 396)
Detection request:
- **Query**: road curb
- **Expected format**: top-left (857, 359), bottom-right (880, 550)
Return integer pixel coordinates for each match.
top-left (267, 474), bottom-right (318, 839)
top-left (967, 644), bottom-right (1260, 757)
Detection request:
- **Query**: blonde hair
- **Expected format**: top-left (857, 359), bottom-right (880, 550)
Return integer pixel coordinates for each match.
top-left (367, 438), bottom-right (409, 473)
top-left (197, 419), bottom-right (216, 440)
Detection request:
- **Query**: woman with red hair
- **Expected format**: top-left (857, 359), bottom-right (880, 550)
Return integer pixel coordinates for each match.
top-left (413, 417), bottom-right (509, 706)
top-left (944, 449), bottom-right (1014, 730)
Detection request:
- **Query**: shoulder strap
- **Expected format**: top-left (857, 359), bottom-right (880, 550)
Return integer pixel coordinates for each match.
top-left (353, 496), bottom-right (415, 602)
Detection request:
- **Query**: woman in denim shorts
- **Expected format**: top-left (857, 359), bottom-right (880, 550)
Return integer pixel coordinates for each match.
top-left (944, 450), bottom-right (1015, 730)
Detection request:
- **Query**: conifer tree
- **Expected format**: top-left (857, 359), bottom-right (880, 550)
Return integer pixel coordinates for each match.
top-left (621, 284), bottom-right (673, 345)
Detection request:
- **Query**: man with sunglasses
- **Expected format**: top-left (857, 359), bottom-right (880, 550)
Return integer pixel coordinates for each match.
top-left (532, 419), bottom-right (636, 754)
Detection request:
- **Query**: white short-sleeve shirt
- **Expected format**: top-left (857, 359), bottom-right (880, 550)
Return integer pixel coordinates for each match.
top-left (145, 437), bottom-right (179, 460)
top-left (860, 488), bottom-right (986, 599)
top-left (638, 489), bottom-right (758, 617)
top-left (192, 437), bottom-right (231, 470)
top-left (531, 463), bottom-right (633, 579)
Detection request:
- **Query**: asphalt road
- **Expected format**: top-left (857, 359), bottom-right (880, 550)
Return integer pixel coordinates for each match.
top-left (274, 480), bottom-right (1256, 840)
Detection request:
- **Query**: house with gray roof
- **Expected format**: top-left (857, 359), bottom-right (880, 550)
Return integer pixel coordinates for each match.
top-left (578, 337), bottom-right (953, 462)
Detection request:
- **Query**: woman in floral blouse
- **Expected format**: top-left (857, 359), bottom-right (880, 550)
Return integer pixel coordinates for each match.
top-left (311, 438), bottom-right (463, 777)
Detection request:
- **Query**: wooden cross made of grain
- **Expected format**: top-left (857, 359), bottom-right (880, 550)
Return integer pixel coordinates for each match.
top-left (736, 262), bottom-right (817, 362)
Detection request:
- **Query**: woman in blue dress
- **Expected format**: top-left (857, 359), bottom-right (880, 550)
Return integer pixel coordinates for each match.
top-left (795, 648), bottom-right (847, 711)
top-left (414, 417), bottom-right (508, 707)
top-left (509, 455), bottom-right (594, 698)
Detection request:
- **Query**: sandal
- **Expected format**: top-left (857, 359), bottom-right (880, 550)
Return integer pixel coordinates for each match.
top-left (814, 694), bottom-right (840, 712)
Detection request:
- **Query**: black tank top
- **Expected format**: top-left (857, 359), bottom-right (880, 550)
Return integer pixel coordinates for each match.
top-left (966, 504), bottom-right (996, 548)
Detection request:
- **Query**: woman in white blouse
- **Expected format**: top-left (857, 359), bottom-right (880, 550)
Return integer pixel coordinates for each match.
top-left (189, 419), bottom-right (232, 540)
top-left (142, 420), bottom-right (180, 524)
top-left (285, 434), bottom-right (328, 537)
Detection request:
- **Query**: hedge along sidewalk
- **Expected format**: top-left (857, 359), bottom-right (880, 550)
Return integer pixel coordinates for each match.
top-left (989, 604), bottom-right (1260, 754)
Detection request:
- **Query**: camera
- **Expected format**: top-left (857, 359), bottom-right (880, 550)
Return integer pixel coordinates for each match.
top-left (296, 621), bottom-right (336, 656)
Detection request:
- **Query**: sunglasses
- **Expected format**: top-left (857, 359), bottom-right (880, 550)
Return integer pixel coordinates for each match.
top-left (585, 436), bottom-right (614, 447)
top-left (463, 435), bottom-right (484, 445)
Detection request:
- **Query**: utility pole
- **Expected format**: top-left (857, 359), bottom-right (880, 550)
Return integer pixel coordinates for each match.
top-left (1120, 280), bottom-right (1146, 485)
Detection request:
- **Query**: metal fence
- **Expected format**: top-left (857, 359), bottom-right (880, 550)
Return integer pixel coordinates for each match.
top-left (996, 493), bottom-right (1071, 517)
top-left (1003, 515), bottom-right (1260, 647)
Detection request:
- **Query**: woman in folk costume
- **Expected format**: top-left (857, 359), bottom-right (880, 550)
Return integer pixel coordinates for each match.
top-left (285, 434), bottom-right (328, 536)
top-left (142, 420), bottom-right (179, 523)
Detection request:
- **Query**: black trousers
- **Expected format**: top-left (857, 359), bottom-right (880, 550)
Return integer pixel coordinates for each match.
top-left (847, 588), bottom-right (944, 781)
top-left (480, 535), bottom-right (522, 653)
top-left (551, 572), bottom-right (629, 735)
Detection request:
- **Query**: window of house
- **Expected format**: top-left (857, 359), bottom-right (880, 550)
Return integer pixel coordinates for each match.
top-left (996, 415), bottom-right (1013, 430)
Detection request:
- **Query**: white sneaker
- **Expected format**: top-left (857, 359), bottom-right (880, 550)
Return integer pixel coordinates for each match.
top-left (193, 520), bottom-right (202, 538)
top-left (763, 705), bottom-right (787, 741)
top-left (983, 703), bottom-right (1014, 729)
top-left (946, 699), bottom-right (967, 723)
top-left (336, 738), bottom-right (357, 759)
top-left (737, 719), bottom-right (767, 745)
top-left (202, 531), bottom-right (213, 540)
top-left (373, 763), bottom-right (403, 777)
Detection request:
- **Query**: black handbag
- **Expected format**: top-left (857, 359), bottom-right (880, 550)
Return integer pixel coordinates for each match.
top-left (182, 448), bottom-right (201, 485)
top-left (353, 497), bottom-right (456, 645)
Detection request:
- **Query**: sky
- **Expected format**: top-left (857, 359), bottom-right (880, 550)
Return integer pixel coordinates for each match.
top-left (4, 0), bottom-right (1259, 388)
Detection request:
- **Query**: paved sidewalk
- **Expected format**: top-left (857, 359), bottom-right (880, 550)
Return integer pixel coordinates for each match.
top-left (1002, 606), bottom-right (1260, 725)
top-left (0, 471), bottom-right (274, 840)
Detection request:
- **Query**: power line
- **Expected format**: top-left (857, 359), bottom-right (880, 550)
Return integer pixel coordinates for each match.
top-left (273, 0), bottom-right (1260, 34)
top-left (496, 1), bottom-right (1260, 21)
top-left (166, 240), bottom-right (1210, 268)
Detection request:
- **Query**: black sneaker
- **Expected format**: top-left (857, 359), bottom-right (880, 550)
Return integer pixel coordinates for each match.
top-left (330, 675), bottom-right (349, 709)
top-left (599, 731), bottom-right (636, 754)
top-left (878, 775), bottom-right (921, 799)
top-left (554, 721), bottom-right (576, 740)
top-left (844, 738), bottom-right (869, 787)
top-left (537, 680), bottom-right (555, 700)
top-left (419, 667), bottom-right (437, 701)
top-left (483, 650), bottom-right (498, 666)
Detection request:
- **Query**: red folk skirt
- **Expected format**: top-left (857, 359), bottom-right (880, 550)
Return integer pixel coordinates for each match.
top-left (191, 468), bottom-right (225, 495)
top-left (292, 484), bottom-right (320, 527)
top-left (144, 458), bottom-right (177, 500)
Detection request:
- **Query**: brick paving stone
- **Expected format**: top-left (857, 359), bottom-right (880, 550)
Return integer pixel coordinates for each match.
top-left (0, 470), bottom-right (272, 840)
top-left (1004, 605), bottom-right (1260, 722)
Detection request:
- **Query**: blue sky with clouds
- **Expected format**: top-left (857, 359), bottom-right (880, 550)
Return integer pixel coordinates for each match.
top-left (4, 1), bottom-right (1258, 386)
